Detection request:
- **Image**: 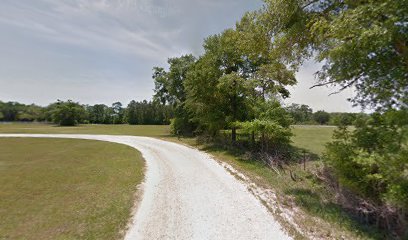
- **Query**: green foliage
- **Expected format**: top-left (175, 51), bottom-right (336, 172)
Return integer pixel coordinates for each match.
top-left (51, 100), bottom-right (86, 126)
top-left (312, 0), bottom-right (408, 109)
top-left (286, 103), bottom-right (313, 124)
top-left (111, 102), bottom-right (124, 124)
top-left (236, 101), bottom-right (293, 148)
top-left (0, 101), bottom-right (21, 121)
top-left (184, 52), bottom-right (224, 135)
top-left (0, 101), bottom-right (43, 122)
top-left (313, 110), bottom-right (331, 125)
top-left (86, 104), bottom-right (113, 124)
top-left (184, 25), bottom-right (296, 139)
top-left (329, 112), bottom-right (358, 126)
top-left (0, 100), bottom-right (173, 125)
top-left (126, 100), bottom-right (172, 125)
top-left (325, 109), bottom-right (408, 209)
top-left (259, 0), bottom-right (408, 109)
top-left (153, 55), bottom-right (196, 105)
top-left (153, 55), bottom-right (197, 135)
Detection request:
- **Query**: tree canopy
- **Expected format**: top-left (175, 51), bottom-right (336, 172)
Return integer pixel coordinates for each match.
top-left (257, 0), bottom-right (408, 110)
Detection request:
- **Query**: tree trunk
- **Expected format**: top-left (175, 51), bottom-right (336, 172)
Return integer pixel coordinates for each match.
top-left (231, 78), bottom-right (237, 144)
top-left (231, 127), bottom-right (237, 144)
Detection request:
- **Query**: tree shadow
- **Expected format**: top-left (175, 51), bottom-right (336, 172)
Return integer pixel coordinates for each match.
top-left (285, 188), bottom-right (384, 239)
top-left (290, 146), bottom-right (320, 161)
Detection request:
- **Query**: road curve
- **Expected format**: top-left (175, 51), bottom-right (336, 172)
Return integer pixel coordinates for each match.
top-left (0, 134), bottom-right (291, 240)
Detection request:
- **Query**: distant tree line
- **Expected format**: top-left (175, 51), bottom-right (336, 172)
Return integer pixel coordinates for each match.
top-left (0, 100), bottom-right (173, 126)
top-left (285, 103), bottom-right (369, 126)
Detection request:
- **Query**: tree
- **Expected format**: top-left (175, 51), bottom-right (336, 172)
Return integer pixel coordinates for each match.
top-left (313, 110), bottom-right (330, 125)
top-left (0, 102), bottom-right (43, 122)
top-left (126, 100), bottom-right (139, 125)
top-left (0, 102), bottom-right (22, 121)
top-left (286, 103), bottom-right (313, 123)
top-left (87, 104), bottom-right (110, 124)
top-left (153, 55), bottom-right (197, 135)
top-left (330, 112), bottom-right (358, 126)
top-left (185, 26), bottom-right (296, 141)
top-left (112, 102), bottom-right (124, 124)
top-left (217, 73), bottom-right (252, 141)
top-left (236, 101), bottom-right (293, 150)
top-left (51, 100), bottom-right (86, 126)
top-left (258, 0), bottom-right (408, 110)
top-left (125, 100), bottom-right (171, 125)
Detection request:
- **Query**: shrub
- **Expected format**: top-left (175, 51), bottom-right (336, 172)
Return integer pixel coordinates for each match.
top-left (324, 109), bottom-right (408, 235)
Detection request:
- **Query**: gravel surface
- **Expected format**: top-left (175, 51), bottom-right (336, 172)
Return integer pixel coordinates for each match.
top-left (0, 134), bottom-right (291, 240)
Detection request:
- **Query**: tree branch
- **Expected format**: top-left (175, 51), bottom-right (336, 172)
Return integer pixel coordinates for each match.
top-left (309, 80), bottom-right (338, 89)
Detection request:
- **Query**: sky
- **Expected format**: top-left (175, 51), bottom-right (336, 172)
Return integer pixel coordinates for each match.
top-left (0, 0), bottom-right (360, 112)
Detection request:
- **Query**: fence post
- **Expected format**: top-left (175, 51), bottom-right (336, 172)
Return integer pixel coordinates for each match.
top-left (303, 150), bottom-right (306, 171)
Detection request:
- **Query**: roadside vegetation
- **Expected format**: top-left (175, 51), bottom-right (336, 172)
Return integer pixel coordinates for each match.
top-left (0, 138), bottom-right (144, 240)
top-left (149, 0), bottom-right (407, 238)
top-left (0, 0), bottom-right (406, 239)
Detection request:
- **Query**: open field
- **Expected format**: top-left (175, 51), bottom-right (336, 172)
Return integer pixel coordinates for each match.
top-left (291, 125), bottom-right (336, 155)
top-left (0, 123), bottom-right (170, 137)
top-left (0, 138), bottom-right (144, 240)
top-left (0, 123), bottom-right (333, 155)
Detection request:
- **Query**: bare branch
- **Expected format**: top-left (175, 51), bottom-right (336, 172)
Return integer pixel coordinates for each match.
top-left (309, 80), bottom-right (338, 89)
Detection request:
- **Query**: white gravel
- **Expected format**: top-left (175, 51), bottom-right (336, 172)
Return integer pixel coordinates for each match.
top-left (0, 134), bottom-right (291, 240)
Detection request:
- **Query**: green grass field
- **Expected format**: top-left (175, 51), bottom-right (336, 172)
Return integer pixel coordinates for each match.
top-left (0, 123), bottom-right (170, 137)
top-left (0, 138), bottom-right (144, 240)
top-left (291, 125), bottom-right (336, 155)
top-left (0, 123), bottom-right (333, 155)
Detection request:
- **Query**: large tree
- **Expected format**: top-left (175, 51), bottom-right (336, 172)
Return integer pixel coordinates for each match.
top-left (258, 0), bottom-right (407, 110)
top-left (185, 23), bottom-right (296, 141)
top-left (153, 55), bottom-right (196, 135)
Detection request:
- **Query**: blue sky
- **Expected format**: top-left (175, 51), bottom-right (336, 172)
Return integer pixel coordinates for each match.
top-left (0, 0), bottom-right (359, 112)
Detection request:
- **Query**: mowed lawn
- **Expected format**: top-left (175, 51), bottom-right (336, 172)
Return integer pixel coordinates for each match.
top-left (0, 123), bottom-right (170, 137)
top-left (0, 138), bottom-right (144, 240)
top-left (0, 123), bottom-right (335, 155)
top-left (291, 125), bottom-right (336, 155)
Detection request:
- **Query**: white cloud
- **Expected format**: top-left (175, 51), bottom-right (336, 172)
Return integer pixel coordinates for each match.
top-left (0, 0), bottom-right (358, 112)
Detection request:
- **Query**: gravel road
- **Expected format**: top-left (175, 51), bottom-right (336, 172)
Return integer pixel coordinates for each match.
top-left (0, 134), bottom-right (291, 240)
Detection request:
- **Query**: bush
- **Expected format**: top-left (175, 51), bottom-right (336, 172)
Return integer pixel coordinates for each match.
top-left (324, 110), bottom-right (408, 235)
top-left (235, 101), bottom-right (293, 151)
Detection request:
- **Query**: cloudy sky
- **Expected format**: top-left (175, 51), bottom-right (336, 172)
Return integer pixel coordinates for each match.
top-left (0, 0), bottom-right (359, 112)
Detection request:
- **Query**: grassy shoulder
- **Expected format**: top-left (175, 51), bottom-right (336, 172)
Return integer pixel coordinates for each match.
top-left (0, 138), bottom-right (144, 240)
top-left (168, 137), bottom-right (382, 240)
